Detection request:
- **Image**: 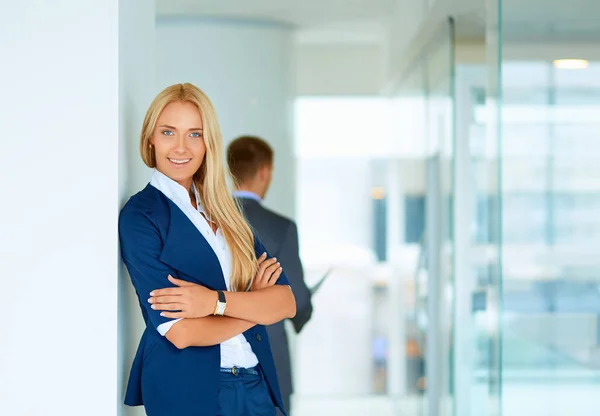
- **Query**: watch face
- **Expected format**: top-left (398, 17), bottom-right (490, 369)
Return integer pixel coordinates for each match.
top-left (216, 302), bottom-right (227, 315)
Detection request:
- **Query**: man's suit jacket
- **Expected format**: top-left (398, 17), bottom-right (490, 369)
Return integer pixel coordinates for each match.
top-left (236, 197), bottom-right (313, 412)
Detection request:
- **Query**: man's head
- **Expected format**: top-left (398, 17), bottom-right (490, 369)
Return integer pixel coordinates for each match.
top-left (227, 135), bottom-right (274, 199)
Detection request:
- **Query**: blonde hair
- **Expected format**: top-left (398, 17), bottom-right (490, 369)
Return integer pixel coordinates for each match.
top-left (140, 83), bottom-right (258, 291)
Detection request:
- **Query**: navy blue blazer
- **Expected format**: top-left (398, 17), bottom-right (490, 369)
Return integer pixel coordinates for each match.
top-left (119, 184), bottom-right (289, 416)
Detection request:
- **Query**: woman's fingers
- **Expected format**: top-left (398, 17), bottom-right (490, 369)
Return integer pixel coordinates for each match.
top-left (256, 253), bottom-right (268, 277)
top-left (267, 266), bottom-right (283, 285)
top-left (167, 275), bottom-right (195, 287)
top-left (148, 295), bottom-right (181, 305)
top-left (251, 253), bottom-right (283, 290)
top-left (151, 302), bottom-right (185, 312)
top-left (159, 311), bottom-right (185, 319)
top-left (265, 262), bottom-right (281, 279)
top-left (150, 287), bottom-right (184, 297)
top-left (257, 256), bottom-right (278, 279)
top-left (253, 265), bottom-right (282, 290)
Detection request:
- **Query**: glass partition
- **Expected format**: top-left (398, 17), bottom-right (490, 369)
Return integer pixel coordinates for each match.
top-left (498, 0), bottom-right (600, 414)
top-left (396, 18), bottom-right (456, 416)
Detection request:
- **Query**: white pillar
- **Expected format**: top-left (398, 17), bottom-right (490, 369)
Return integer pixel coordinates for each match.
top-left (0, 1), bottom-right (154, 415)
top-left (118, 1), bottom-right (156, 416)
top-left (156, 18), bottom-right (296, 219)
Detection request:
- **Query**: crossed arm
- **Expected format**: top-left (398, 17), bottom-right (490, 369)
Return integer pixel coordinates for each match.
top-left (119, 208), bottom-right (296, 350)
top-left (155, 265), bottom-right (296, 349)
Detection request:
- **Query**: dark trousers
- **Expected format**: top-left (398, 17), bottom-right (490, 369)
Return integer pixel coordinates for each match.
top-left (218, 367), bottom-right (277, 416)
top-left (276, 394), bottom-right (289, 416)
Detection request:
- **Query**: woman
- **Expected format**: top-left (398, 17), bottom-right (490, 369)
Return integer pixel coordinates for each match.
top-left (119, 83), bottom-right (296, 416)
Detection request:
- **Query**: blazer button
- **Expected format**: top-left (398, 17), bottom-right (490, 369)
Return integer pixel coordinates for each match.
top-left (256, 334), bottom-right (262, 342)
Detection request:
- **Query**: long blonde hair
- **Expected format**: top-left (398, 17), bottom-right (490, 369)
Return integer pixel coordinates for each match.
top-left (140, 83), bottom-right (258, 291)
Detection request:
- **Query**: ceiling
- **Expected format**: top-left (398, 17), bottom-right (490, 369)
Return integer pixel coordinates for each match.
top-left (156, 0), bottom-right (600, 45)
top-left (156, 0), bottom-right (396, 27)
top-left (502, 0), bottom-right (600, 42)
top-left (156, 0), bottom-right (396, 44)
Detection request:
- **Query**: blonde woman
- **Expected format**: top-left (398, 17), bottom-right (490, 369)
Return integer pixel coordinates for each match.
top-left (119, 83), bottom-right (296, 416)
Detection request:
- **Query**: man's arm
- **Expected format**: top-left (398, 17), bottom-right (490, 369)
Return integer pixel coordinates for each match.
top-left (278, 222), bottom-right (313, 333)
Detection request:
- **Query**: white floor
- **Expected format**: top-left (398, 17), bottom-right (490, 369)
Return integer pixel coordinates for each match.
top-left (291, 381), bottom-right (600, 416)
top-left (290, 266), bottom-right (600, 416)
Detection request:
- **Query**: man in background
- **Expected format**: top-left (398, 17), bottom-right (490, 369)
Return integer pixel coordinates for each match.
top-left (227, 135), bottom-right (313, 415)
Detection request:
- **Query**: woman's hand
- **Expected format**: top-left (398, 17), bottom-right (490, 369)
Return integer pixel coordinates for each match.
top-left (252, 252), bottom-right (283, 291)
top-left (149, 276), bottom-right (217, 319)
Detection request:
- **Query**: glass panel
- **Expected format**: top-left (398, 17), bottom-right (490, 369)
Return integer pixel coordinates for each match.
top-left (454, 65), bottom-right (497, 416)
top-left (484, 1), bottom-right (503, 415)
top-left (499, 0), bottom-right (600, 414)
top-left (292, 96), bottom-right (421, 415)
top-left (395, 64), bottom-right (429, 416)
top-left (453, 1), bottom-right (503, 416)
top-left (395, 18), bottom-right (456, 416)
top-left (426, 19), bottom-right (456, 416)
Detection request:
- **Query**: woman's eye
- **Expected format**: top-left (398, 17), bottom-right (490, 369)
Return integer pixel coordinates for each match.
top-left (190, 132), bottom-right (202, 138)
top-left (162, 130), bottom-right (174, 136)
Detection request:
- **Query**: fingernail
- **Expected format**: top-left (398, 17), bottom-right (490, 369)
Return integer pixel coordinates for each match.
top-left (150, 291), bottom-right (155, 296)
top-left (277, 262), bottom-right (280, 265)
top-left (273, 257), bottom-right (277, 261)
top-left (279, 267), bottom-right (283, 271)
top-left (151, 305), bottom-right (156, 309)
top-left (147, 298), bottom-right (152, 303)
top-left (160, 312), bottom-right (165, 317)
top-left (262, 252), bottom-right (267, 257)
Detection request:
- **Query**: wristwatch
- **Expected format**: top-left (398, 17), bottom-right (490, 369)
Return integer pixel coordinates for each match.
top-left (213, 290), bottom-right (227, 316)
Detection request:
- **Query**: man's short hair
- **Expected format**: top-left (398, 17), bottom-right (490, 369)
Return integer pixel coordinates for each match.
top-left (227, 135), bottom-right (274, 184)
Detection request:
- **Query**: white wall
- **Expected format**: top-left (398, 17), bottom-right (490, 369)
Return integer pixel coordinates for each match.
top-left (295, 44), bottom-right (386, 95)
top-left (156, 18), bottom-right (296, 219)
top-left (386, 0), bottom-right (430, 86)
top-left (0, 1), bottom-right (155, 414)
top-left (456, 40), bottom-right (600, 64)
top-left (0, 1), bottom-right (120, 415)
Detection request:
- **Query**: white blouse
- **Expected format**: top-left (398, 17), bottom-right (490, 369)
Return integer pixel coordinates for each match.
top-left (150, 169), bottom-right (258, 369)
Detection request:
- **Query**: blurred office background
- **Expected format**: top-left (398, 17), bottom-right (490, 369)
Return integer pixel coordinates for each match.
top-left (3, 0), bottom-right (600, 415)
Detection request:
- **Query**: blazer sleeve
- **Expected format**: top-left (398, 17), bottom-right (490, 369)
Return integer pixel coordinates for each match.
top-left (119, 205), bottom-right (180, 332)
top-left (254, 236), bottom-right (290, 287)
top-left (277, 222), bottom-right (313, 333)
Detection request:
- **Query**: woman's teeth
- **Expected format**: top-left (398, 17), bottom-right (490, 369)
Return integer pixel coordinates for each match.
top-left (169, 158), bottom-right (191, 164)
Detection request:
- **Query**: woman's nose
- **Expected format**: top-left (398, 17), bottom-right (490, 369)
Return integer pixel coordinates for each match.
top-left (174, 136), bottom-right (187, 152)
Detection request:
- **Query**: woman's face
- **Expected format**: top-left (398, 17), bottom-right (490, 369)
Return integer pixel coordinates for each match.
top-left (151, 100), bottom-right (206, 190)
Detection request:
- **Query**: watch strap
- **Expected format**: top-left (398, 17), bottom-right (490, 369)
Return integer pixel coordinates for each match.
top-left (217, 290), bottom-right (226, 303)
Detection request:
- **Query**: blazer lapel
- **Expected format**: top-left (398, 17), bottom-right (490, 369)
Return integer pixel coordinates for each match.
top-left (159, 199), bottom-right (227, 290)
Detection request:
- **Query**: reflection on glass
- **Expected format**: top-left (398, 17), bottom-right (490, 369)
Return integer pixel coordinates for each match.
top-left (293, 97), bottom-right (424, 415)
top-left (292, 25), bottom-right (455, 410)
top-left (497, 0), bottom-right (600, 414)
top-left (497, 59), bottom-right (600, 415)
